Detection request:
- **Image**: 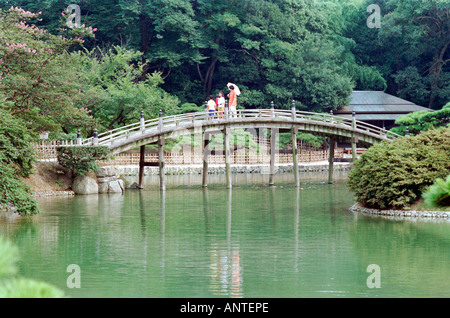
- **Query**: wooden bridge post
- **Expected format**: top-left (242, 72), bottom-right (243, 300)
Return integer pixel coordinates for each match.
top-left (351, 111), bottom-right (357, 162)
top-left (140, 110), bottom-right (145, 132)
top-left (93, 129), bottom-right (98, 145)
top-left (158, 109), bottom-right (166, 191)
top-left (225, 100), bottom-right (229, 120)
top-left (202, 132), bottom-right (210, 187)
top-left (291, 100), bottom-right (300, 187)
top-left (138, 145), bottom-right (146, 189)
top-left (269, 101), bottom-right (276, 186)
top-left (269, 128), bottom-right (277, 186)
top-left (76, 130), bottom-right (82, 145)
top-left (158, 138), bottom-right (165, 191)
top-left (328, 137), bottom-right (336, 184)
top-left (224, 126), bottom-right (232, 189)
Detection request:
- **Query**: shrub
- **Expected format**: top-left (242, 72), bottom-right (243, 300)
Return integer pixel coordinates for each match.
top-left (422, 175), bottom-right (450, 208)
top-left (56, 145), bottom-right (110, 176)
top-left (0, 161), bottom-right (39, 216)
top-left (347, 127), bottom-right (450, 209)
top-left (0, 106), bottom-right (39, 216)
top-left (0, 237), bottom-right (64, 298)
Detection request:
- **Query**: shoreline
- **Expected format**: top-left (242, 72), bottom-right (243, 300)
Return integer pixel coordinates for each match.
top-left (31, 161), bottom-right (352, 197)
top-left (116, 161), bottom-right (353, 176)
top-left (350, 204), bottom-right (450, 220)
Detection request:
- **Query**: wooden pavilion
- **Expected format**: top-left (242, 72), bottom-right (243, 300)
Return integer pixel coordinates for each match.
top-left (334, 91), bottom-right (432, 130)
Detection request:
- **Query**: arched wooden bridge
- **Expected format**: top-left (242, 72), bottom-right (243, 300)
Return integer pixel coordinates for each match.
top-left (80, 106), bottom-right (400, 190)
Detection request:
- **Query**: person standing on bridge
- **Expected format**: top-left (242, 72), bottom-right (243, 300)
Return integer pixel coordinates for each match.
top-left (207, 95), bottom-right (216, 117)
top-left (227, 84), bottom-right (238, 117)
top-left (217, 91), bottom-right (225, 119)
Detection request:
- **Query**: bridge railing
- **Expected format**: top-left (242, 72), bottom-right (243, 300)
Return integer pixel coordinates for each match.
top-left (82, 108), bottom-right (400, 146)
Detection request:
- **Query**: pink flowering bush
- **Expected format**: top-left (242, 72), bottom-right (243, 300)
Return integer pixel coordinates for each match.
top-left (0, 7), bottom-right (96, 133)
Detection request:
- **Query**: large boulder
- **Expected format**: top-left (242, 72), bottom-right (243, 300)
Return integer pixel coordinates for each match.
top-left (72, 175), bottom-right (99, 195)
top-left (96, 166), bottom-right (125, 194)
top-left (108, 180), bottom-right (123, 193)
top-left (96, 166), bottom-right (119, 178)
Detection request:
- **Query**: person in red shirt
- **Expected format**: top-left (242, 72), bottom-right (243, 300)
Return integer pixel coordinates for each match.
top-left (227, 85), bottom-right (237, 117)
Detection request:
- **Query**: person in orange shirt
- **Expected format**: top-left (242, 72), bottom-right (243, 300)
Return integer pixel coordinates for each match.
top-left (227, 85), bottom-right (237, 117)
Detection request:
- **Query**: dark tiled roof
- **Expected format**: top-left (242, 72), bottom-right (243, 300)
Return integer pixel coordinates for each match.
top-left (335, 91), bottom-right (431, 117)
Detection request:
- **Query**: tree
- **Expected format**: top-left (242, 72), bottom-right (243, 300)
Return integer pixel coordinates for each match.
top-left (0, 99), bottom-right (39, 216)
top-left (75, 46), bottom-right (180, 131)
top-left (390, 102), bottom-right (450, 136)
top-left (340, 0), bottom-right (449, 109)
top-left (5, 0), bottom-right (355, 111)
top-left (0, 6), bottom-right (95, 133)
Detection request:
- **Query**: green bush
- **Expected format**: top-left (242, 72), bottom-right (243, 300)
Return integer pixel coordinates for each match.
top-left (0, 237), bottom-right (64, 298)
top-left (422, 175), bottom-right (450, 208)
top-left (0, 106), bottom-right (39, 216)
top-left (56, 145), bottom-right (110, 176)
top-left (348, 127), bottom-right (450, 209)
top-left (0, 160), bottom-right (39, 216)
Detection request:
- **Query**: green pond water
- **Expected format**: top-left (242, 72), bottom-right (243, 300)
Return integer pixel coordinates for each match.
top-left (0, 172), bottom-right (449, 298)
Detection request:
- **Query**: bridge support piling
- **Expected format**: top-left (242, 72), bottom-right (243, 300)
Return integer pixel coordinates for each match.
top-left (158, 137), bottom-right (166, 191)
top-left (292, 127), bottom-right (300, 187)
top-left (224, 127), bottom-right (232, 189)
top-left (138, 145), bottom-right (145, 189)
top-left (351, 136), bottom-right (357, 162)
top-left (202, 132), bottom-right (210, 187)
top-left (328, 137), bottom-right (336, 184)
top-left (351, 111), bottom-right (357, 162)
top-left (291, 101), bottom-right (300, 187)
top-left (269, 128), bottom-right (277, 186)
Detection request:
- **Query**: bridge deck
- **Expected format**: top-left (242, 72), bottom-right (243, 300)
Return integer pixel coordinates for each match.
top-left (82, 109), bottom-right (398, 153)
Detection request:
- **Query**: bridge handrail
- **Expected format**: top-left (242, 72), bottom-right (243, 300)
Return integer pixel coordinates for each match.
top-left (81, 108), bottom-right (400, 146)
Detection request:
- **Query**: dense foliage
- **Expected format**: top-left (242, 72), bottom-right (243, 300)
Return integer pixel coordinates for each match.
top-left (422, 175), bottom-right (450, 209)
top-left (333, 0), bottom-right (450, 109)
top-left (56, 145), bottom-right (110, 176)
top-left (348, 127), bottom-right (450, 210)
top-left (0, 0), bottom-right (360, 111)
top-left (390, 102), bottom-right (450, 136)
top-left (0, 237), bottom-right (64, 297)
top-left (0, 6), bottom-right (95, 133)
top-left (0, 104), bottom-right (39, 216)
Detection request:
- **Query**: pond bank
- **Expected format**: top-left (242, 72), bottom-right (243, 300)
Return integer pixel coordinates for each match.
top-left (350, 204), bottom-right (450, 219)
top-left (26, 161), bottom-right (352, 197)
top-left (116, 161), bottom-right (352, 176)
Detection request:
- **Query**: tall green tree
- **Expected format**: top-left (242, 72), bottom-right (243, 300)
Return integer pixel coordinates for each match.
top-left (0, 97), bottom-right (39, 216)
top-left (0, 6), bottom-right (95, 133)
top-left (75, 46), bottom-right (179, 131)
top-left (3, 0), bottom-right (355, 111)
top-left (340, 0), bottom-right (449, 109)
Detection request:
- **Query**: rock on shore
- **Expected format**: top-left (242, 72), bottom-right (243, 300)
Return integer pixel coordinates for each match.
top-left (72, 166), bottom-right (125, 195)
